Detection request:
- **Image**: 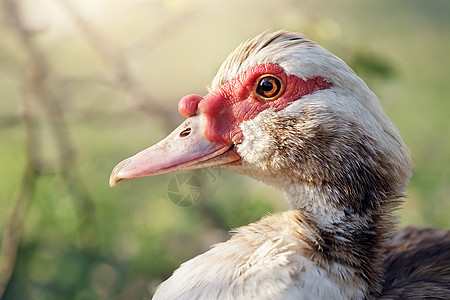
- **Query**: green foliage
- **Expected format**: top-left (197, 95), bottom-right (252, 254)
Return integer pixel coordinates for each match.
top-left (349, 51), bottom-right (396, 81)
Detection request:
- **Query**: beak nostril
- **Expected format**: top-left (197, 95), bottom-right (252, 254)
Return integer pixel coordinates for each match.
top-left (180, 128), bottom-right (192, 137)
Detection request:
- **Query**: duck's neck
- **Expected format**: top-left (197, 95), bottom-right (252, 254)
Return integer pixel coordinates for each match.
top-left (284, 181), bottom-right (400, 298)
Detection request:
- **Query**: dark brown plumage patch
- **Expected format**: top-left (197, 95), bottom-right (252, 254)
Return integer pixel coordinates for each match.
top-left (380, 226), bottom-right (450, 299)
top-left (267, 112), bottom-right (401, 214)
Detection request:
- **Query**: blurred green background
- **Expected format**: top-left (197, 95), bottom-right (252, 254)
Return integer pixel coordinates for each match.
top-left (0, 0), bottom-right (449, 299)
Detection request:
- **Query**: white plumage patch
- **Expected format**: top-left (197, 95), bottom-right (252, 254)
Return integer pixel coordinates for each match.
top-left (153, 211), bottom-right (365, 300)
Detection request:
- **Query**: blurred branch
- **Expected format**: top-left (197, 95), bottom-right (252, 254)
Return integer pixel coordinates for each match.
top-left (0, 0), bottom-right (99, 296)
top-left (57, 0), bottom-right (180, 128)
top-left (0, 113), bottom-right (22, 128)
top-left (0, 90), bottom-right (40, 298)
top-left (125, 6), bottom-right (195, 57)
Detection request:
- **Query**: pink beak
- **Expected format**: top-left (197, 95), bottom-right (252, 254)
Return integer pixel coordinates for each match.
top-left (109, 114), bottom-right (240, 187)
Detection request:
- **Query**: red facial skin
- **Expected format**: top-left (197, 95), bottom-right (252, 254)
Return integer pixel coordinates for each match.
top-left (178, 63), bottom-right (331, 147)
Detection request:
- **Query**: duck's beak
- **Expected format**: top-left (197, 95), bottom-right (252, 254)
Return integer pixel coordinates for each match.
top-left (109, 114), bottom-right (240, 187)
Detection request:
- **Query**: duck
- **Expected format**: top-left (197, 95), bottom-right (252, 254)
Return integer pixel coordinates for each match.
top-left (109, 31), bottom-right (450, 299)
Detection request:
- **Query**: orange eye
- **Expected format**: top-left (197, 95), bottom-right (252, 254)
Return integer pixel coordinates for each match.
top-left (255, 75), bottom-right (284, 101)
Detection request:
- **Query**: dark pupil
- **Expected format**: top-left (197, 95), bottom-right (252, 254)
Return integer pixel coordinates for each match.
top-left (261, 80), bottom-right (274, 91)
top-left (257, 76), bottom-right (280, 99)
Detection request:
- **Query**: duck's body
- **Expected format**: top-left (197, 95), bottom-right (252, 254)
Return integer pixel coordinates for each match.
top-left (153, 217), bottom-right (450, 300)
top-left (155, 211), bottom-right (369, 299)
top-left (110, 31), bottom-right (450, 299)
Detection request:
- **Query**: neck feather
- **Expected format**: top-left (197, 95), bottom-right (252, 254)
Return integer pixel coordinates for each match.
top-left (284, 182), bottom-right (403, 297)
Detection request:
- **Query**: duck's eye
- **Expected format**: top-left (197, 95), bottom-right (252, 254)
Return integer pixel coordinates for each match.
top-left (255, 75), bottom-right (283, 101)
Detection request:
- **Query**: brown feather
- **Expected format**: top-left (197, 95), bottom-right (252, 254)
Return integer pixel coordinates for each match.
top-left (381, 226), bottom-right (450, 299)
